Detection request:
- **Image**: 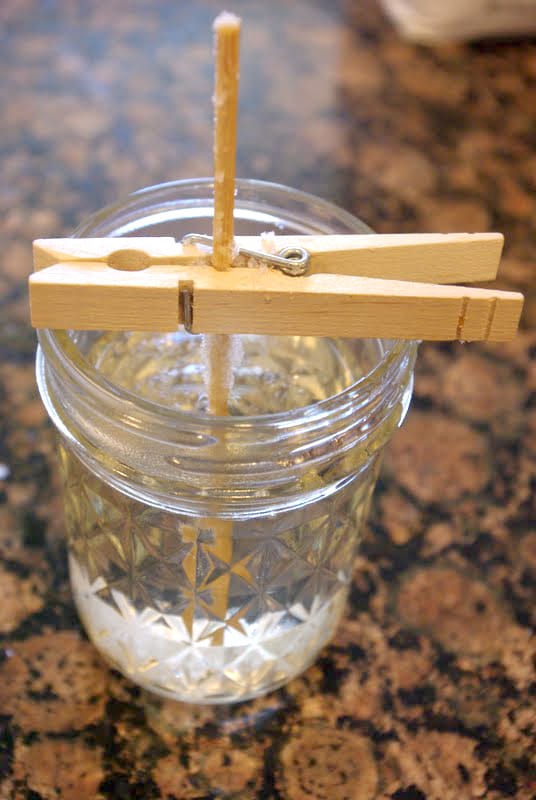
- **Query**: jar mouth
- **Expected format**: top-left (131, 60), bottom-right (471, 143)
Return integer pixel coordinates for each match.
top-left (39, 177), bottom-right (415, 431)
top-left (72, 177), bottom-right (367, 240)
top-left (39, 329), bottom-right (410, 429)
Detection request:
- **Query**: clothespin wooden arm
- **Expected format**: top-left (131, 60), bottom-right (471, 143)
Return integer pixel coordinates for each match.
top-left (29, 261), bottom-right (523, 341)
top-left (32, 231), bottom-right (504, 282)
top-left (182, 268), bottom-right (522, 341)
top-left (237, 232), bottom-right (504, 283)
top-left (32, 237), bottom-right (202, 271)
top-left (30, 262), bottom-right (182, 331)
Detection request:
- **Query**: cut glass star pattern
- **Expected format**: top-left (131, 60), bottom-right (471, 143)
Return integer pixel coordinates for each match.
top-left (60, 444), bottom-right (377, 702)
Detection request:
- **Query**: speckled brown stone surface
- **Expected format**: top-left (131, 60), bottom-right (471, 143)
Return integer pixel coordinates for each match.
top-left (1, 1), bottom-right (535, 798)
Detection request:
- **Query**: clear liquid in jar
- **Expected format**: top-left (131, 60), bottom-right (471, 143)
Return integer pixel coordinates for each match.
top-left (64, 333), bottom-right (379, 702)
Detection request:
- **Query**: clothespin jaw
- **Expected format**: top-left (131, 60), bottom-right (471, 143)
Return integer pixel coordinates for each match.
top-left (29, 233), bottom-right (524, 341)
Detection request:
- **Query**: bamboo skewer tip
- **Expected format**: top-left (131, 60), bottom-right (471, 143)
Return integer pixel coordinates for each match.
top-left (213, 10), bottom-right (241, 31)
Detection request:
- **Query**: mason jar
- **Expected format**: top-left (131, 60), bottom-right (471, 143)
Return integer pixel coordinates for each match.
top-left (36, 179), bottom-right (417, 704)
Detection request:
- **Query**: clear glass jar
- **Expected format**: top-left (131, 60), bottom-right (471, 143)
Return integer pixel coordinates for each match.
top-left (36, 179), bottom-right (417, 704)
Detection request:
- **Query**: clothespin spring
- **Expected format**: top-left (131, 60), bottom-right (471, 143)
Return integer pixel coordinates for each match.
top-left (181, 233), bottom-right (310, 277)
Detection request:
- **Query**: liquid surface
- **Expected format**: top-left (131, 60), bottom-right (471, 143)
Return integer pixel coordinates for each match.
top-left (76, 330), bottom-right (384, 414)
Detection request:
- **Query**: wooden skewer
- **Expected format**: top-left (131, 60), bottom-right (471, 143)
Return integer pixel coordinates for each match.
top-left (212, 13), bottom-right (240, 272)
top-left (206, 11), bottom-right (241, 418)
top-left (32, 231), bottom-right (504, 283)
top-left (204, 11), bottom-right (241, 648)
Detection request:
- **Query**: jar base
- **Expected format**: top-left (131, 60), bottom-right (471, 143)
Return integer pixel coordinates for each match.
top-left (70, 554), bottom-right (347, 704)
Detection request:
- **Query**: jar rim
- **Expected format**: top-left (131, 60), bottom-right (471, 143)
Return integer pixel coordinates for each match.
top-left (38, 177), bottom-right (416, 431)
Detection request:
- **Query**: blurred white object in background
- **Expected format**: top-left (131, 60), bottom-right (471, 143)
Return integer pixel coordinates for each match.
top-left (380, 0), bottom-right (536, 42)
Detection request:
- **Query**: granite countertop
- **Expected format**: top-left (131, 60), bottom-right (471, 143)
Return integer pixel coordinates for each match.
top-left (1, 1), bottom-right (535, 798)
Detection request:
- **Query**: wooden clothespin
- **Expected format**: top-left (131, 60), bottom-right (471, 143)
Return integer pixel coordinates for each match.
top-left (29, 231), bottom-right (523, 341)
